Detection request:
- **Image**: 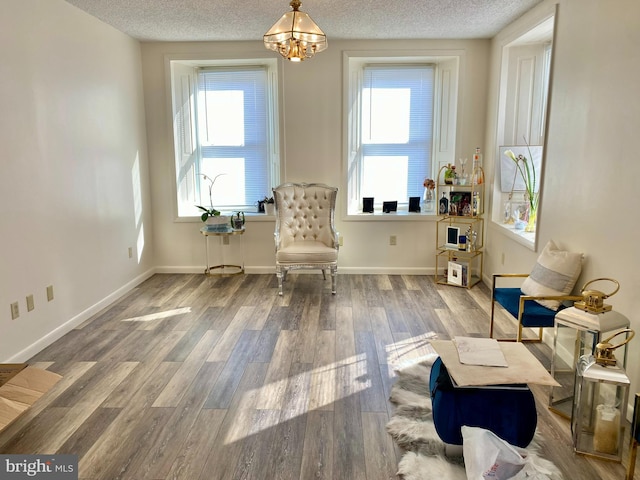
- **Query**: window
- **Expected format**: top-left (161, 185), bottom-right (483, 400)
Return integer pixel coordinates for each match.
top-left (492, 13), bottom-right (554, 249)
top-left (345, 54), bottom-right (460, 215)
top-left (170, 59), bottom-right (280, 218)
top-left (361, 66), bottom-right (433, 203)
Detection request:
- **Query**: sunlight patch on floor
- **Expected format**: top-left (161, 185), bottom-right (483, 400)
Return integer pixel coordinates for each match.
top-left (225, 353), bottom-right (368, 444)
top-left (386, 331), bottom-right (439, 366)
top-left (121, 307), bottom-right (192, 322)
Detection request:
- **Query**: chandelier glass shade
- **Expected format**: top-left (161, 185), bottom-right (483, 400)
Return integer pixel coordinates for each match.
top-left (264, 0), bottom-right (328, 62)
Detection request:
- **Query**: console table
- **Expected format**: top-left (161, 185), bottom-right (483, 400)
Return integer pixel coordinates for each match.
top-left (200, 225), bottom-right (245, 276)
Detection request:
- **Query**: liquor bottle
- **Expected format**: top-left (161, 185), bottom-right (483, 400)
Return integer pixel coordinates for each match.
top-left (472, 191), bottom-right (480, 216)
top-left (439, 192), bottom-right (449, 215)
top-left (471, 147), bottom-right (483, 185)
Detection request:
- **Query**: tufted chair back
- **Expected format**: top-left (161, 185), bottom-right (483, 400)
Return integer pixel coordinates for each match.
top-left (272, 183), bottom-right (339, 295)
top-left (274, 183), bottom-right (337, 249)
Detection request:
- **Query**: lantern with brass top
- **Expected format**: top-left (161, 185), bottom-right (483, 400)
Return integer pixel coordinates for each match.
top-left (549, 278), bottom-right (630, 418)
top-left (594, 329), bottom-right (635, 367)
top-left (572, 354), bottom-right (631, 461)
top-left (574, 277), bottom-right (620, 313)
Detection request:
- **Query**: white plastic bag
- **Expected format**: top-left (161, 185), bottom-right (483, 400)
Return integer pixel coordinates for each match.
top-left (462, 426), bottom-right (528, 479)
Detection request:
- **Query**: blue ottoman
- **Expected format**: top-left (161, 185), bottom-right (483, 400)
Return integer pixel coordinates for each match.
top-left (429, 357), bottom-right (537, 448)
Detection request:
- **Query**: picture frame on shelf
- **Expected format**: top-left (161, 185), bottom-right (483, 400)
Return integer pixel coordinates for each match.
top-left (362, 197), bottom-right (374, 213)
top-left (382, 201), bottom-right (398, 213)
top-left (449, 191), bottom-right (472, 216)
top-left (408, 196), bottom-right (421, 212)
top-left (445, 226), bottom-right (460, 248)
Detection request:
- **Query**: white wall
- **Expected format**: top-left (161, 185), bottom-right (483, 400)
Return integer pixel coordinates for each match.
top-left (140, 39), bottom-right (490, 274)
top-left (0, 0), bottom-right (154, 361)
top-left (484, 0), bottom-right (640, 396)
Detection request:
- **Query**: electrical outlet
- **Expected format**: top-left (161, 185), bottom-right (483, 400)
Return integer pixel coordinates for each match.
top-left (10, 302), bottom-right (19, 320)
top-left (339, 235), bottom-right (344, 246)
top-left (26, 294), bottom-right (35, 312)
top-left (128, 247), bottom-right (133, 258)
top-left (390, 235), bottom-right (397, 246)
top-left (222, 236), bottom-right (230, 245)
top-left (47, 285), bottom-right (54, 301)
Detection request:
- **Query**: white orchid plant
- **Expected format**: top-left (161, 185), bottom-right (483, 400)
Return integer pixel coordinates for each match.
top-left (503, 146), bottom-right (538, 214)
top-left (196, 173), bottom-right (226, 222)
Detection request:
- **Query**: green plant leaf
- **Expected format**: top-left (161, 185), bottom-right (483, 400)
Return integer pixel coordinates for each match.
top-left (200, 213), bottom-right (209, 222)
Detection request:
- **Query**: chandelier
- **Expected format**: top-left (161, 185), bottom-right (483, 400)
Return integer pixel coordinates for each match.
top-left (263, 0), bottom-right (328, 62)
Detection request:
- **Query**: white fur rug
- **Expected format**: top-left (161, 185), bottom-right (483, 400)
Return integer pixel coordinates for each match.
top-left (386, 354), bottom-right (563, 480)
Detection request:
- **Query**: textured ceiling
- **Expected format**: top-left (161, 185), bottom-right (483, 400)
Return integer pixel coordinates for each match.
top-left (63, 0), bottom-right (543, 42)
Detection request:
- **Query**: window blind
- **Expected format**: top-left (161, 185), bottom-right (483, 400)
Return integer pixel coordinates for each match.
top-left (197, 66), bottom-right (271, 208)
top-left (361, 65), bottom-right (434, 201)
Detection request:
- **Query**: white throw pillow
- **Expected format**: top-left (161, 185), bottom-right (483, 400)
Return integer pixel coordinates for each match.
top-left (521, 240), bottom-right (583, 310)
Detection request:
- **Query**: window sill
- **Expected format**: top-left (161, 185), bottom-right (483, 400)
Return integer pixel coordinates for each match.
top-left (175, 212), bottom-right (275, 223)
top-left (490, 220), bottom-right (537, 251)
top-left (344, 211), bottom-right (439, 222)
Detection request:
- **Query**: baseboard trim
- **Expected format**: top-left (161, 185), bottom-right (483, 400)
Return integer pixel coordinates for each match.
top-left (154, 266), bottom-right (277, 275)
top-left (7, 268), bottom-right (157, 363)
top-left (337, 267), bottom-right (434, 275)
top-left (155, 265), bottom-right (436, 275)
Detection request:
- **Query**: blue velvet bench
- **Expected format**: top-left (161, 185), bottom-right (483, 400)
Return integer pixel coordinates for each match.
top-left (429, 357), bottom-right (538, 448)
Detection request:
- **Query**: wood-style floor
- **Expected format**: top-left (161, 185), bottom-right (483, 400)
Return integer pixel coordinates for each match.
top-left (0, 273), bottom-right (634, 479)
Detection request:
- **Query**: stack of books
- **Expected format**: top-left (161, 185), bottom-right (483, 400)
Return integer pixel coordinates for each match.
top-left (447, 260), bottom-right (469, 286)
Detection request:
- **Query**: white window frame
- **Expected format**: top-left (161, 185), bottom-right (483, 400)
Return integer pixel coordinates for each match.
top-left (167, 56), bottom-right (282, 220)
top-left (491, 10), bottom-right (555, 250)
top-left (343, 50), bottom-right (462, 219)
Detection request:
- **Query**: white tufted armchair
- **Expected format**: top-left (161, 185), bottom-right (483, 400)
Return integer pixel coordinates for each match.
top-left (273, 183), bottom-right (339, 296)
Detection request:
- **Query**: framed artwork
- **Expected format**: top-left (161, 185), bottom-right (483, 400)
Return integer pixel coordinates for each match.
top-left (449, 191), bottom-right (472, 216)
top-left (445, 226), bottom-right (460, 248)
top-left (362, 197), bottom-right (374, 213)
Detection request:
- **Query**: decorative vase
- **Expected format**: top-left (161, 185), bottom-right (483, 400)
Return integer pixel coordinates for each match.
top-left (525, 206), bottom-right (537, 233)
top-left (423, 188), bottom-right (435, 212)
top-left (231, 212), bottom-right (245, 230)
top-left (232, 218), bottom-right (244, 229)
top-left (265, 203), bottom-right (276, 215)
